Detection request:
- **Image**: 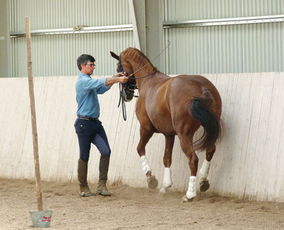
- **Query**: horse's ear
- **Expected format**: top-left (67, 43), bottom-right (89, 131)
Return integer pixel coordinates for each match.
top-left (110, 51), bottom-right (119, 60)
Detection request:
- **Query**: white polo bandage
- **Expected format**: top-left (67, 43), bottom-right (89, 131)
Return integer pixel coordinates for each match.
top-left (199, 159), bottom-right (211, 180)
top-left (140, 155), bottom-right (151, 174)
top-left (186, 176), bottom-right (197, 199)
top-left (162, 167), bottom-right (172, 188)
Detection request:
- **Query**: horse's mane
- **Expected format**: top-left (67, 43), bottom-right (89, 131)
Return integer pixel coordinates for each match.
top-left (121, 47), bottom-right (156, 72)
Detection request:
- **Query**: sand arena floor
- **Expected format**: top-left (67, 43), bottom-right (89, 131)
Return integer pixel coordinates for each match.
top-left (0, 178), bottom-right (283, 230)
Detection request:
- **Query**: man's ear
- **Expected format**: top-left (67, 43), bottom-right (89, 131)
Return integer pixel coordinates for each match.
top-left (110, 51), bottom-right (119, 60)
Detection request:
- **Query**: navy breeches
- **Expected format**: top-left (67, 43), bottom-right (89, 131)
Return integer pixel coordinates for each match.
top-left (74, 119), bottom-right (111, 162)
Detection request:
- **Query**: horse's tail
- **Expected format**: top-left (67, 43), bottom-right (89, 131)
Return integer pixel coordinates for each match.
top-left (189, 95), bottom-right (221, 151)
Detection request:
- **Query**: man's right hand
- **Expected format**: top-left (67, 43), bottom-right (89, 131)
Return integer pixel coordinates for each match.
top-left (113, 72), bottom-right (128, 83)
top-left (119, 76), bottom-right (129, 84)
top-left (106, 73), bottom-right (129, 86)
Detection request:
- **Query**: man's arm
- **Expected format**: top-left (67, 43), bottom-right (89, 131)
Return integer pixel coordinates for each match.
top-left (106, 73), bottom-right (128, 86)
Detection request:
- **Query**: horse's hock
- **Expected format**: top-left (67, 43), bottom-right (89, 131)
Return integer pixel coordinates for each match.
top-left (0, 72), bottom-right (283, 202)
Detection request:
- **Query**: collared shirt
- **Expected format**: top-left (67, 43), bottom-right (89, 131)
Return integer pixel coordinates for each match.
top-left (76, 73), bottom-right (111, 118)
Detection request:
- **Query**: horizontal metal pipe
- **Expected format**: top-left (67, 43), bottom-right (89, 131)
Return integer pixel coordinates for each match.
top-left (163, 14), bottom-right (284, 28)
top-left (10, 24), bottom-right (133, 38)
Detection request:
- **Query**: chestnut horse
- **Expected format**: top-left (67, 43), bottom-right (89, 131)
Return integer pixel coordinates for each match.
top-left (111, 48), bottom-right (222, 201)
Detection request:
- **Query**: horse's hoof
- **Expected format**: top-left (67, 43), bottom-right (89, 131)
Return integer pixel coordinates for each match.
top-left (147, 175), bottom-right (158, 189)
top-left (200, 180), bottom-right (210, 192)
top-left (159, 184), bottom-right (172, 193)
top-left (182, 195), bottom-right (194, 202)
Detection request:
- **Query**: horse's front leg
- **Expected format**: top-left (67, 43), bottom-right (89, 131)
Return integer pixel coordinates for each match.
top-left (160, 135), bottom-right (175, 193)
top-left (137, 128), bottom-right (158, 189)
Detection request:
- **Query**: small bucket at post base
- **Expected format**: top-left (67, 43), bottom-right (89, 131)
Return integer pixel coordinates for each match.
top-left (30, 210), bottom-right (53, 228)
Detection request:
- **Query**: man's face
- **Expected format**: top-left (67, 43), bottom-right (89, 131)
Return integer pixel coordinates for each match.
top-left (81, 61), bottom-right (95, 75)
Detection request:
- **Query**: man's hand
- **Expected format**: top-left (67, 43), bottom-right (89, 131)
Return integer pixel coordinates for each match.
top-left (119, 76), bottom-right (129, 84)
top-left (113, 72), bottom-right (128, 84)
top-left (106, 72), bottom-right (129, 86)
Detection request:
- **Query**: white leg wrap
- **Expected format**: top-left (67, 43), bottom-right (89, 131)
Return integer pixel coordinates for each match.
top-left (199, 159), bottom-right (210, 181)
top-left (160, 168), bottom-right (172, 193)
top-left (186, 176), bottom-right (197, 199)
top-left (162, 167), bottom-right (172, 188)
top-left (140, 155), bottom-right (151, 175)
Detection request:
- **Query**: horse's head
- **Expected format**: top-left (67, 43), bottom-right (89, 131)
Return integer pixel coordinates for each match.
top-left (110, 51), bottom-right (134, 75)
top-left (110, 51), bottom-right (137, 102)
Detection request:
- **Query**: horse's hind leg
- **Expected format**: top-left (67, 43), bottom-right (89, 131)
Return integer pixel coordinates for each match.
top-left (137, 128), bottom-right (158, 189)
top-left (178, 134), bottom-right (199, 201)
top-left (199, 145), bottom-right (216, 192)
top-left (160, 135), bottom-right (175, 193)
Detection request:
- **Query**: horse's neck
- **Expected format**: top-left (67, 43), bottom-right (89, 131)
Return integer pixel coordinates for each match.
top-left (132, 62), bottom-right (154, 76)
top-left (136, 71), bottom-right (169, 91)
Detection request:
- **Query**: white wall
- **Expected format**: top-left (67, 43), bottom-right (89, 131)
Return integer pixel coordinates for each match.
top-left (0, 73), bottom-right (283, 202)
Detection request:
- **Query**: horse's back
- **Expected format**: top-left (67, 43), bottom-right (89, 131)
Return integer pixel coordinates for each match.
top-left (173, 75), bottom-right (219, 95)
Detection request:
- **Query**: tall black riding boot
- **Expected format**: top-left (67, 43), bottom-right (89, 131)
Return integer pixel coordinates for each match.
top-left (96, 155), bottom-right (111, 196)
top-left (78, 159), bottom-right (95, 197)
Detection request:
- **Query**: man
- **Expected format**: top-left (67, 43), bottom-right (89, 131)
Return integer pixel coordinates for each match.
top-left (74, 54), bottom-right (128, 197)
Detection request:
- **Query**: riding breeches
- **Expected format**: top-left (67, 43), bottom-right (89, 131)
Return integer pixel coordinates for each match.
top-left (74, 118), bottom-right (111, 162)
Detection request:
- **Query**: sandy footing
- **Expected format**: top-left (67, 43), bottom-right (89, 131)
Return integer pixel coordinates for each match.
top-left (0, 178), bottom-right (283, 229)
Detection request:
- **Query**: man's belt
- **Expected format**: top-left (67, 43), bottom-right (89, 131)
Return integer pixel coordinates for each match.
top-left (78, 116), bottom-right (98, 121)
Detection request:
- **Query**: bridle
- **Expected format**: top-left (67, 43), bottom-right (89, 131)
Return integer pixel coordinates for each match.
top-left (117, 42), bottom-right (170, 120)
top-left (117, 76), bottom-right (137, 120)
top-left (117, 70), bottom-right (157, 121)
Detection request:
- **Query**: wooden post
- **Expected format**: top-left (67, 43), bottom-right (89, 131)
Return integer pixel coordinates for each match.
top-left (25, 17), bottom-right (43, 211)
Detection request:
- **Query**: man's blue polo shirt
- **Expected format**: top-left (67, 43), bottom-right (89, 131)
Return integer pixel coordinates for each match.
top-left (76, 73), bottom-right (111, 118)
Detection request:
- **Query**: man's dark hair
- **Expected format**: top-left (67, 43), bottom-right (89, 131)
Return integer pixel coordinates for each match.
top-left (77, 54), bottom-right (95, 70)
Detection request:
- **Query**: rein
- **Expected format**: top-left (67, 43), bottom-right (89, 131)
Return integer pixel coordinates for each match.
top-left (130, 69), bottom-right (158, 80)
top-left (117, 77), bottom-right (138, 121)
top-left (117, 83), bottom-right (127, 121)
top-left (117, 71), bottom-right (156, 121)
top-left (126, 65), bottom-right (157, 79)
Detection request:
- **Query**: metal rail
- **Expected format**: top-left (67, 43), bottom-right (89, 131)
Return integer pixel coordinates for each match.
top-left (10, 24), bottom-right (133, 38)
top-left (163, 14), bottom-right (284, 28)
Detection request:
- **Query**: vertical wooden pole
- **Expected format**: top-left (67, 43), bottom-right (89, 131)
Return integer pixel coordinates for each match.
top-left (128, 0), bottom-right (141, 50)
top-left (25, 17), bottom-right (43, 211)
